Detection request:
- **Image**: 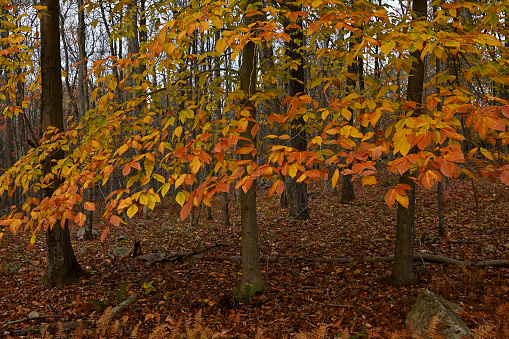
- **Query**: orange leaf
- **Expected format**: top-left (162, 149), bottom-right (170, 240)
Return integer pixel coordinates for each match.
top-left (420, 170), bottom-right (441, 190)
top-left (500, 170), bottom-right (509, 186)
top-left (110, 215), bottom-right (121, 226)
top-left (384, 188), bottom-right (397, 209)
top-left (439, 159), bottom-right (455, 178)
top-left (84, 202), bottom-right (96, 211)
top-left (74, 212), bottom-right (86, 227)
top-left (180, 200), bottom-right (192, 221)
top-left (101, 227), bottom-right (109, 241)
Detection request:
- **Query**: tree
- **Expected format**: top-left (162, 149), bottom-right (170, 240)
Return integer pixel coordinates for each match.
top-left (39, 0), bottom-right (87, 287)
top-left (283, 0), bottom-right (309, 220)
top-left (237, 0), bottom-right (264, 292)
top-left (386, 0), bottom-right (427, 287)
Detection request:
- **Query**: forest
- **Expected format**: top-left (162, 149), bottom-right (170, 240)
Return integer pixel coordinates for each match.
top-left (0, 0), bottom-right (509, 337)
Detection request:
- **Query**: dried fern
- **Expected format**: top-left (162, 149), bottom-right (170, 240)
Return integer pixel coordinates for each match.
top-left (110, 319), bottom-right (120, 337)
top-left (96, 306), bottom-right (112, 338)
top-left (472, 322), bottom-right (495, 338)
top-left (129, 321), bottom-right (141, 339)
top-left (423, 311), bottom-right (440, 339)
top-left (54, 322), bottom-right (64, 339)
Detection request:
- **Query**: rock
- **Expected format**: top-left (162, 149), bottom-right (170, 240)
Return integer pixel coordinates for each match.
top-left (118, 234), bottom-right (128, 241)
top-left (161, 226), bottom-right (172, 232)
top-left (28, 311), bottom-right (40, 318)
top-left (77, 228), bottom-right (98, 238)
top-left (482, 245), bottom-right (495, 252)
top-left (79, 246), bottom-right (88, 256)
top-left (138, 253), bottom-right (168, 263)
top-left (406, 290), bottom-right (472, 339)
top-left (420, 232), bottom-right (439, 245)
top-left (111, 247), bottom-right (131, 258)
top-left (373, 238), bottom-right (388, 242)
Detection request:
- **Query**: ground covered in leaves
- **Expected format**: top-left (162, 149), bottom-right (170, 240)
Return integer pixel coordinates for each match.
top-left (1, 173), bottom-right (509, 338)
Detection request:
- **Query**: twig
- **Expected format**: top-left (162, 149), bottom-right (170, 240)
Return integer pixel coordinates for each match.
top-left (2, 315), bottom-right (58, 330)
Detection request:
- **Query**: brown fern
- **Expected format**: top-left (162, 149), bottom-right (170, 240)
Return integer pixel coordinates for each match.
top-left (129, 321), bottom-right (141, 339)
top-left (54, 322), bottom-right (64, 339)
top-left (96, 306), bottom-right (112, 338)
top-left (423, 311), bottom-right (440, 339)
top-left (472, 322), bottom-right (496, 339)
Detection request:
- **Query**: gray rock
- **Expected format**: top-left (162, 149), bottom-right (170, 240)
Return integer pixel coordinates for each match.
top-left (482, 245), bottom-right (495, 252)
top-left (79, 246), bottom-right (88, 255)
top-left (406, 290), bottom-right (472, 339)
top-left (118, 234), bottom-right (128, 241)
top-left (161, 226), bottom-right (172, 232)
top-left (111, 247), bottom-right (131, 258)
top-left (373, 238), bottom-right (388, 242)
top-left (420, 232), bottom-right (439, 245)
top-left (138, 253), bottom-right (168, 263)
top-left (77, 228), bottom-right (98, 238)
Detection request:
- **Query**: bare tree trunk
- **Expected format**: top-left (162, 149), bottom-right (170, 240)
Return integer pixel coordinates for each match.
top-left (284, 3), bottom-right (309, 220)
top-left (39, 0), bottom-right (87, 288)
top-left (77, 0), bottom-right (94, 241)
top-left (219, 192), bottom-right (230, 226)
top-left (238, 1), bottom-right (264, 292)
top-left (387, 0), bottom-right (426, 287)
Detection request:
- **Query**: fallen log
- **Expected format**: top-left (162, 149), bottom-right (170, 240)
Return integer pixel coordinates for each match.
top-left (108, 293), bottom-right (138, 320)
top-left (183, 254), bottom-right (509, 267)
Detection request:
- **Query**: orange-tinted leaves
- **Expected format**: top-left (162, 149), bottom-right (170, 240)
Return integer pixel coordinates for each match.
top-left (110, 215), bottom-right (122, 227)
top-left (101, 227), bottom-right (109, 241)
top-left (84, 202), bottom-right (96, 211)
top-left (419, 170), bottom-right (442, 190)
top-left (384, 184), bottom-right (411, 209)
top-left (500, 170), bottom-right (509, 186)
top-left (74, 212), bottom-right (86, 227)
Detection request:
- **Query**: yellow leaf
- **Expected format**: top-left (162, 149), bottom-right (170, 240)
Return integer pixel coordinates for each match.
top-left (331, 169), bottom-right (339, 188)
top-left (190, 156), bottom-right (201, 174)
top-left (362, 176), bottom-right (377, 186)
top-left (216, 38), bottom-right (226, 54)
top-left (127, 204), bottom-right (138, 218)
top-left (396, 192), bottom-right (409, 208)
top-left (176, 191), bottom-right (186, 206)
top-left (381, 40), bottom-right (396, 56)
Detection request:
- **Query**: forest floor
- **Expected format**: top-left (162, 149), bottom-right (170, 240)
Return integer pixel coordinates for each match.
top-left (1, 172), bottom-right (509, 338)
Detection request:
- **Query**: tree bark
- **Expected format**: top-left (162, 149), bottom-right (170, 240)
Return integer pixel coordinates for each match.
top-left (77, 0), bottom-right (94, 241)
top-left (238, 2), bottom-right (264, 292)
top-left (39, 0), bottom-right (87, 288)
top-left (284, 2), bottom-right (309, 220)
top-left (387, 0), bottom-right (426, 287)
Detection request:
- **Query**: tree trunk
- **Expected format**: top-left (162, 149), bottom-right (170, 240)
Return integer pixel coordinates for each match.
top-left (77, 0), bottom-right (93, 241)
top-left (219, 192), bottom-right (230, 227)
top-left (340, 55), bottom-right (358, 203)
top-left (387, 0), bottom-right (426, 287)
top-left (238, 3), bottom-right (264, 292)
top-left (438, 181), bottom-right (446, 237)
top-left (284, 3), bottom-right (309, 220)
top-left (39, 0), bottom-right (87, 288)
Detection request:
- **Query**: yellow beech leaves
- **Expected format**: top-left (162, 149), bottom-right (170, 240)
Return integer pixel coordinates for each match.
top-left (2, 0), bottom-right (509, 244)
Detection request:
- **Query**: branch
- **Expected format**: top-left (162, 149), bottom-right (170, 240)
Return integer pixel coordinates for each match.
top-left (1, 315), bottom-right (57, 330)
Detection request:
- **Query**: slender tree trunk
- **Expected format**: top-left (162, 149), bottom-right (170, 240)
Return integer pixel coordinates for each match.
top-left (77, 0), bottom-right (94, 241)
top-left (238, 2), bottom-right (264, 292)
top-left (341, 48), bottom-right (357, 203)
top-left (387, 0), bottom-right (426, 287)
top-left (284, 3), bottom-right (309, 220)
top-left (39, 0), bottom-right (87, 288)
top-left (219, 192), bottom-right (230, 226)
